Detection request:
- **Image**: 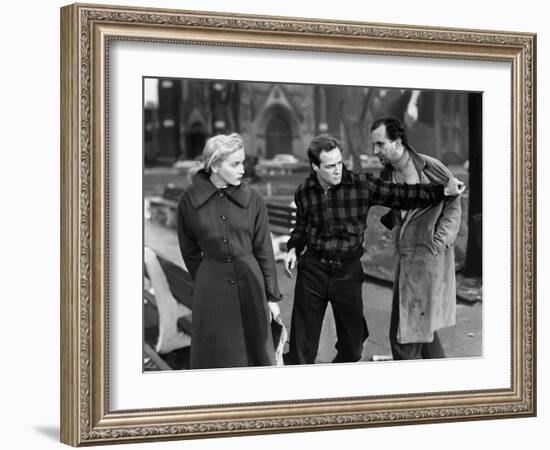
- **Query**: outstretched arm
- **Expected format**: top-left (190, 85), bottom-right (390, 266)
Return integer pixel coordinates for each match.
top-left (361, 173), bottom-right (463, 209)
top-left (362, 173), bottom-right (444, 209)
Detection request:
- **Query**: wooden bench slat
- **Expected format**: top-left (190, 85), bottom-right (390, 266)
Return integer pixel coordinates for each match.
top-left (269, 221), bottom-right (295, 230)
top-left (266, 204), bottom-right (296, 236)
top-left (268, 215), bottom-right (295, 224)
top-left (270, 226), bottom-right (294, 236)
top-left (266, 203), bottom-right (295, 213)
top-left (266, 210), bottom-right (295, 219)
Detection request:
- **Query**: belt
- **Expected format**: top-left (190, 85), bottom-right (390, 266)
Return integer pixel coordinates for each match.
top-left (306, 246), bottom-right (363, 268)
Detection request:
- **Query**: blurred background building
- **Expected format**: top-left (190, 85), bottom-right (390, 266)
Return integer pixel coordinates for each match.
top-left (144, 77), bottom-right (474, 170)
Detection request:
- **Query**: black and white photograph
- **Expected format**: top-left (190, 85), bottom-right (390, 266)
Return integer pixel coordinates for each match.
top-left (54, 1), bottom-right (538, 447)
top-left (143, 78), bottom-right (483, 372)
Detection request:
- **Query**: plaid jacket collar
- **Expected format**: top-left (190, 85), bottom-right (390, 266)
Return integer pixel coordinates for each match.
top-left (187, 170), bottom-right (251, 209)
top-left (303, 165), bottom-right (354, 190)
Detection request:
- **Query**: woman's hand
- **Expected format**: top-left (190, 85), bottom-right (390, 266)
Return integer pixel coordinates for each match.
top-left (267, 301), bottom-right (280, 319)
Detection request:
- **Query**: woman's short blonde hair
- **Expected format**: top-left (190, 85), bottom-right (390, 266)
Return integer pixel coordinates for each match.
top-left (201, 133), bottom-right (244, 172)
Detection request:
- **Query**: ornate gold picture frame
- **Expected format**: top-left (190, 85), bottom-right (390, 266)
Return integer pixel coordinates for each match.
top-left (60, 3), bottom-right (536, 446)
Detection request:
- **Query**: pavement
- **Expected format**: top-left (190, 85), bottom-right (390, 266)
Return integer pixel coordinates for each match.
top-left (273, 261), bottom-right (482, 364)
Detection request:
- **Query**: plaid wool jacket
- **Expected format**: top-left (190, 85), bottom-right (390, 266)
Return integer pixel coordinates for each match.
top-left (286, 167), bottom-right (445, 259)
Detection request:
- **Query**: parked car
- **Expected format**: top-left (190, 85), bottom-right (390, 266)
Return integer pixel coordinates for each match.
top-left (258, 153), bottom-right (307, 175)
top-left (272, 153), bottom-right (299, 164)
top-left (343, 155), bottom-right (383, 171)
top-left (173, 159), bottom-right (200, 170)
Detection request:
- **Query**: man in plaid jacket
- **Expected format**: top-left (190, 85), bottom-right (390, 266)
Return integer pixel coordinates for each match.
top-left (283, 134), bottom-right (464, 364)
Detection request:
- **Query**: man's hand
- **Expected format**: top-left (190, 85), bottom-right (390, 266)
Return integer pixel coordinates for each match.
top-left (284, 248), bottom-right (297, 278)
top-left (444, 177), bottom-right (466, 196)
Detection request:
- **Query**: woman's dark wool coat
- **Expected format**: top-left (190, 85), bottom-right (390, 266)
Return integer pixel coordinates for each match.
top-left (177, 171), bottom-right (282, 369)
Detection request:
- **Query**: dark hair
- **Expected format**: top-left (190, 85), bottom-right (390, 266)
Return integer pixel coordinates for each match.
top-left (370, 116), bottom-right (409, 148)
top-left (307, 134), bottom-right (341, 166)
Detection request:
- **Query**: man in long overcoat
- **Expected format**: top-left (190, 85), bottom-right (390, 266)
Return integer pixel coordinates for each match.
top-left (371, 116), bottom-right (462, 359)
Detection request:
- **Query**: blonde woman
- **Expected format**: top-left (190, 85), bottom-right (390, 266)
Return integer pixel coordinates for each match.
top-left (177, 133), bottom-right (283, 369)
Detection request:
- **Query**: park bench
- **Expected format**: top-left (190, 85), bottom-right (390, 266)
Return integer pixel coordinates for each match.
top-left (265, 202), bottom-right (296, 261)
top-left (143, 247), bottom-right (192, 360)
top-left (146, 185), bottom-right (182, 227)
top-left (266, 202), bottom-right (296, 236)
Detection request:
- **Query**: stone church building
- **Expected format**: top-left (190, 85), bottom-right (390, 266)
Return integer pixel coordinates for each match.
top-left (144, 77), bottom-right (473, 168)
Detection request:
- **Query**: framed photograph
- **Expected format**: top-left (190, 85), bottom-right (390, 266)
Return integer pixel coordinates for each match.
top-left (60, 3), bottom-right (536, 446)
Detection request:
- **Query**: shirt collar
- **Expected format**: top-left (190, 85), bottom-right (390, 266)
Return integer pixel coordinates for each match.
top-left (380, 146), bottom-right (427, 179)
top-left (406, 145), bottom-right (428, 172)
top-left (186, 170), bottom-right (251, 209)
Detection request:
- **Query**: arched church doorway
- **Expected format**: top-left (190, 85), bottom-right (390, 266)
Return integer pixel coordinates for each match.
top-left (186, 121), bottom-right (206, 159)
top-left (265, 113), bottom-right (292, 158)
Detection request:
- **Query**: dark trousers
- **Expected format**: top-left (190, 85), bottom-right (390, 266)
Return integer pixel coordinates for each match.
top-left (286, 252), bottom-right (368, 364)
top-left (389, 276), bottom-right (445, 360)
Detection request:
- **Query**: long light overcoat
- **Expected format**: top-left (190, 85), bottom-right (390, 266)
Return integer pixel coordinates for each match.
top-left (177, 171), bottom-right (282, 369)
top-left (381, 150), bottom-right (461, 343)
